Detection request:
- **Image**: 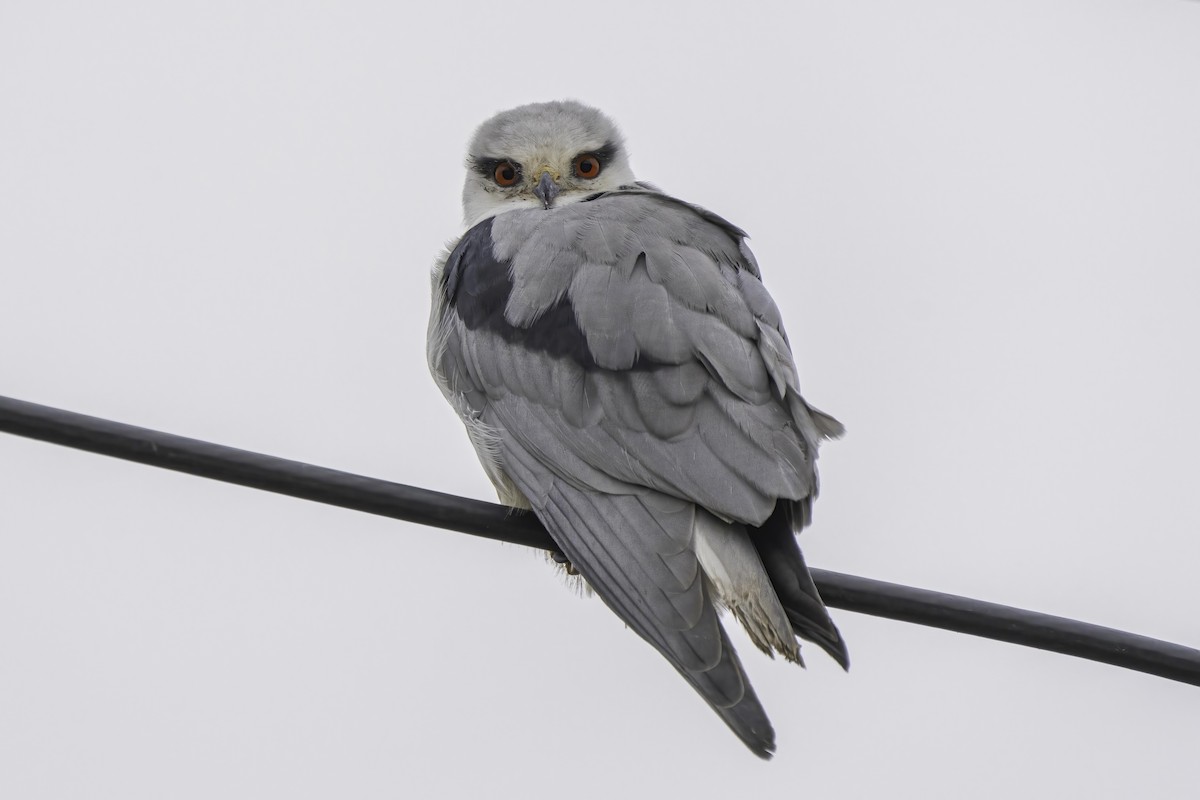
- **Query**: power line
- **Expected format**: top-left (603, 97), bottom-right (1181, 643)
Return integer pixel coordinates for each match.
top-left (2, 393), bottom-right (1198, 687)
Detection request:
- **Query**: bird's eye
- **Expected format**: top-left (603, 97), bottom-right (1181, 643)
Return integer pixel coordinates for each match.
top-left (573, 153), bottom-right (602, 179)
top-left (493, 161), bottom-right (519, 187)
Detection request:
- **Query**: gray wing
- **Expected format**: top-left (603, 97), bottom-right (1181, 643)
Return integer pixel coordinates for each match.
top-left (501, 436), bottom-right (777, 757)
top-left (434, 191), bottom-right (840, 526)
top-left (428, 190), bottom-right (842, 756)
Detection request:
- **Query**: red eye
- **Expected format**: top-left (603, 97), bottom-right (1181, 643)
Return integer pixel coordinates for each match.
top-left (573, 153), bottom-right (601, 179)
top-left (493, 161), bottom-right (519, 187)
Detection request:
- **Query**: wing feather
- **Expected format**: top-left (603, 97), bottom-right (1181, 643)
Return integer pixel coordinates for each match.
top-left (436, 193), bottom-right (831, 522)
top-left (500, 436), bottom-right (776, 757)
top-left (429, 189), bottom-right (845, 756)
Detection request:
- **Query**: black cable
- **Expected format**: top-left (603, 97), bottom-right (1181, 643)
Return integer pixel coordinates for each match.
top-left (2, 393), bottom-right (1198, 687)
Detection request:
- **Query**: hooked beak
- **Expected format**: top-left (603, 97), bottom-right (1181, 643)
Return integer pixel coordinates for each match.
top-left (533, 170), bottom-right (560, 209)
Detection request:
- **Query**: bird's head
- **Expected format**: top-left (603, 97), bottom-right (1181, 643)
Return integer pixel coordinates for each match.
top-left (461, 100), bottom-right (637, 226)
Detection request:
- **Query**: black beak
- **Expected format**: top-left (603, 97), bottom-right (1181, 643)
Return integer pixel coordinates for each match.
top-left (533, 171), bottom-right (560, 209)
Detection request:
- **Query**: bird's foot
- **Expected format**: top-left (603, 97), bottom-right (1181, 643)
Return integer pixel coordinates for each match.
top-left (550, 550), bottom-right (580, 576)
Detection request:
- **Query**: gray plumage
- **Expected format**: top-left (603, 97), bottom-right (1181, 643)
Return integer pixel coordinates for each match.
top-left (428, 101), bottom-right (846, 759)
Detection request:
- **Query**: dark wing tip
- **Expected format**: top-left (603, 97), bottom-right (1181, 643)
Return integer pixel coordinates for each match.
top-left (713, 699), bottom-right (777, 760)
top-left (781, 588), bottom-right (850, 671)
top-left (828, 635), bottom-right (852, 673)
top-left (792, 615), bottom-right (851, 672)
top-left (751, 501), bottom-right (851, 671)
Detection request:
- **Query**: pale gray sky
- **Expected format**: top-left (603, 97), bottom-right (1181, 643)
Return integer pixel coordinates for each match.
top-left (2, 1), bottom-right (1198, 797)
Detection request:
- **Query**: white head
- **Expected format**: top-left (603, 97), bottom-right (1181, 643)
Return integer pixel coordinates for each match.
top-left (461, 100), bottom-right (638, 227)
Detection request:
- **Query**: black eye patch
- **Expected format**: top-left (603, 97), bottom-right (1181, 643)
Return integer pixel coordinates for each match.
top-left (470, 156), bottom-right (520, 180)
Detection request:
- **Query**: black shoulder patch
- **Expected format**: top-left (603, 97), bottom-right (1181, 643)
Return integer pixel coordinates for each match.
top-left (443, 217), bottom-right (665, 372)
top-left (442, 217), bottom-right (505, 321)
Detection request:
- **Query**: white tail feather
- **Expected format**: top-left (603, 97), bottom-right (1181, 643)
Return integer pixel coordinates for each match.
top-left (692, 510), bottom-right (800, 663)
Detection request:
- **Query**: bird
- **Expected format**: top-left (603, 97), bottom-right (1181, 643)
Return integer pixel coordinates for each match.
top-left (426, 100), bottom-right (847, 758)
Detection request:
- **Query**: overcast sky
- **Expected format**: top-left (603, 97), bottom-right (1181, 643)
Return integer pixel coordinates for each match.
top-left (2, 1), bottom-right (1198, 797)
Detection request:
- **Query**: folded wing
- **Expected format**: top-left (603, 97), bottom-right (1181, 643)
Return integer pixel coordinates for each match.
top-left (428, 190), bottom-right (845, 755)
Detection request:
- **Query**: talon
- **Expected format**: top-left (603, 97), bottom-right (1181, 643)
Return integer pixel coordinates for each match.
top-left (550, 550), bottom-right (580, 575)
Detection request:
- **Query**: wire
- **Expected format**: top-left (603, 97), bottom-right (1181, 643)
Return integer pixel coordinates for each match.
top-left (2, 393), bottom-right (1198, 687)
